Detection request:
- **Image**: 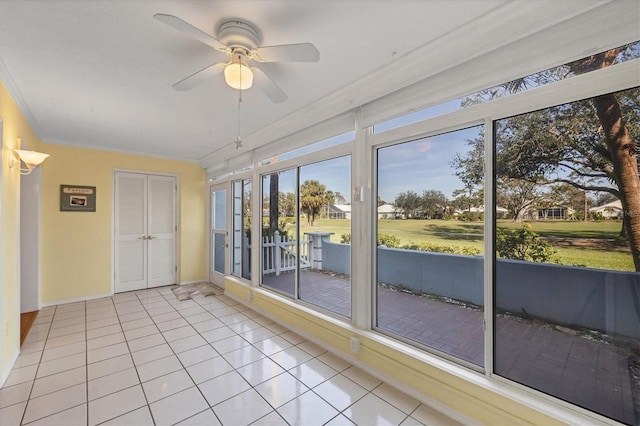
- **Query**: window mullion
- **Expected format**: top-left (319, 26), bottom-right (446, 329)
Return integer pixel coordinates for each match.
top-left (351, 109), bottom-right (372, 329)
top-left (483, 117), bottom-right (495, 376)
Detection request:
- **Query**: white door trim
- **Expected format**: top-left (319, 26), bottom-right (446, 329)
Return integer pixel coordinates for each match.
top-left (208, 184), bottom-right (228, 287)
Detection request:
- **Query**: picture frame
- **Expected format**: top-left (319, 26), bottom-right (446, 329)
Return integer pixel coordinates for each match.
top-left (60, 185), bottom-right (96, 212)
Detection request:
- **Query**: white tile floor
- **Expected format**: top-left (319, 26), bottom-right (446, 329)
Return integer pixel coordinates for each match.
top-left (0, 286), bottom-right (461, 425)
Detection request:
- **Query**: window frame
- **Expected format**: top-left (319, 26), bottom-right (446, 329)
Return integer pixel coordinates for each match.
top-left (367, 59), bottom-right (638, 407)
top-left (371, 120), bottom-right (487, 372)
top-left (215, 57), bottom-right (638, 423)
top-left (258, 150), bottom-right (355, 318)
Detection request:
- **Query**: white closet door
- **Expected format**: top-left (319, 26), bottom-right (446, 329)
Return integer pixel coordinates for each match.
top-left (148, 175), bottom-right (177, 287)
top-left (115, 172), bottom-right (148, 293)
top-left (115, 172), bottom-right (177, 293)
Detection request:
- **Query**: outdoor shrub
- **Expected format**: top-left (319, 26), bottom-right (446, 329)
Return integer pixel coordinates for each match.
top-left (401, 242), bottom-right (480, 255)
top-left (377, 233), bottom-right (401, 248)
top-left (339, 232), bottom-right (400, 247)
top-left (496, 225), bottom-right (555, 262)
top-left (262, 221), bottom-right (290, 239)
top-left (457, 211), bottom-right (483, 221)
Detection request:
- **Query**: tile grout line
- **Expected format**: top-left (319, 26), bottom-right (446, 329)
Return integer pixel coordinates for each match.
top-left (131, 288), bottom-right (278, 424)
top-left (13, 288), bottom-right (431, 426)
top-left (19, 303), bottom-right (94, 425)
top-left (19, 305), bottom-right (56, 426)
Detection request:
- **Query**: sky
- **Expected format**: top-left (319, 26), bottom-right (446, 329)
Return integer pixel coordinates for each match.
top-left (377, 126), bottom-right (481, 203)
top-left (266, 124), bottom-right (480, 205)
top-left (265, 97), bottom-right (476, 204)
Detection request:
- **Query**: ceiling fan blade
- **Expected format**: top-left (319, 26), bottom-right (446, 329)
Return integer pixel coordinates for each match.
top-left (252, 43), bottom-right (319, 63)
top-left (252, 67), bottom-right (287, 103)
top-left (173, 63), bottom-right (226, 91)
top-left (154, 13), bottom-right (228, 52)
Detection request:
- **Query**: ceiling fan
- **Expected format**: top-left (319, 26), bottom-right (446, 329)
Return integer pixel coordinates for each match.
top-left (154, 14), bottom-right (320, 103)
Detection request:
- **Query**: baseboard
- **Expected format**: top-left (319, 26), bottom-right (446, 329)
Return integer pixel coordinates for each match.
top-left (178, 280), bottom-right (204, 285)
top-left (41, 292), bottom-right (114, 308)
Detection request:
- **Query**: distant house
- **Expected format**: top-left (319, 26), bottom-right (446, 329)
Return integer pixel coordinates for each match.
top-left (330, 204), bottom-right (351, 219)
top-left (454, 206), bottom-right (508, 219)
top-left (590, 200), bottom-right (623, 219)
top-left (329, 204), bottom-right (401, 219)
top-left (534, 206), bottom-right (574, 220)
top-left (377, 204), bottom-right (399, 219)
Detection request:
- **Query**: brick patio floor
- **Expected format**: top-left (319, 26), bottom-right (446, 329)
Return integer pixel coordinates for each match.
top-left (262, 269), bottom-right (638, 424)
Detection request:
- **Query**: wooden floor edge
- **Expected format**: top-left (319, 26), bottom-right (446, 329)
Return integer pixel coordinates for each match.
top-left (20, 311), bottom-right (39, 346)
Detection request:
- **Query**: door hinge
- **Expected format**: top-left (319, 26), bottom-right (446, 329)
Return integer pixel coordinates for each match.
top-left (175, 265), bottom-right (177, 272)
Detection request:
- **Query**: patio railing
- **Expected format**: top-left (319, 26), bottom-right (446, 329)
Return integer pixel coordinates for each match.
top-left (259, 231), bottom-right (310, 275)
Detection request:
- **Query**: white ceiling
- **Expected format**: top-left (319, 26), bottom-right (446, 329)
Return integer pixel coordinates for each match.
top-left (0, 0), bottom-right (638, 168)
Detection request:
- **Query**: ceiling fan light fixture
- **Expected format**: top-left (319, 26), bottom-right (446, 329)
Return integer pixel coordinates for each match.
top-left (224, 62), bottom-right (253, 90)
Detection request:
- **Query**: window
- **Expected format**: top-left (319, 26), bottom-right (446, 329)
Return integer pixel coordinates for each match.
top-left (376, 126), bottom-right (485, 366)
top-left (374, 42), bottom-right (639, 134)
top-left (232, 178), bottom-right (251, 280)
top-left (299, 156), bottom-right (351, 317)
top-left (261, 156), bottom-right (352, 317)
top-left (260, 131), bottom-right (354, 166)
top-left (261, 168), bottom-right (297, 297)
top-left (493, 87), bottom-right (640, 424)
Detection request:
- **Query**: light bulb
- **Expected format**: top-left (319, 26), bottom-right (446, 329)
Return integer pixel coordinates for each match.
top-left (224, 63), bottom-right (253, 90)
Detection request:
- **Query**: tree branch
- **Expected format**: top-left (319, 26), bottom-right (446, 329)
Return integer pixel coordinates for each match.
top-left (543, 178), bottom-right (619, 195)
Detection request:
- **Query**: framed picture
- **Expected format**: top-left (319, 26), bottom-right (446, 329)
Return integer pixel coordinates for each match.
top-left (60, 185), bottom-right (96, 212)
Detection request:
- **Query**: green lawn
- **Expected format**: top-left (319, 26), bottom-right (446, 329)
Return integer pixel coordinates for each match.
top-left (296, 218), bottom-right (635, 272)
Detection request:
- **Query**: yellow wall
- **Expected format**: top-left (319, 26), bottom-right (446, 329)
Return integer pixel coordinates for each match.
top-left (1, 80), bottom-right (206, 379)
top-left (226, 277), bottom-right (569, 425)
top-left (0, 81), bottom-right (39, 371)
top-left (39, 143), bottom-right (206, 304)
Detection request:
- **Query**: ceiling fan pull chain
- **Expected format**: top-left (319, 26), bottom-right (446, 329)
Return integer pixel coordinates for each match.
top-left (236, 54), bottom-right (243, 150)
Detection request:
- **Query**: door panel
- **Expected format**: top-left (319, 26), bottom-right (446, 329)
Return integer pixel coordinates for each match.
top-left (117, 240), bottom-right (147, 292)
top-left (148, 176), bottom-right (176, 288)
top-left (149, 239), bottom-right (175, 287)
top-left (115, 173), bottom-right (147, 292)
top-left (149, 177), bottom-right (174, 233)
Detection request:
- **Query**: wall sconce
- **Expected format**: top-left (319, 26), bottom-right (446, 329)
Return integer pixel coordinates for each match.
top-left (10, 143), bottom-right (50, 175)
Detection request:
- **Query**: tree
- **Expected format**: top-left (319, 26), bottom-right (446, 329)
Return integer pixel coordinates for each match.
top-left (334, 192), bottom-right (347, 205)
top-left (421, 189), bottom-right (448, 219)
top-left (450, 138), bottom-right (485, 212)
top-left (323, 190), bottom-right (336, 219)
top-left (594, 191), bottom-right (618, 207)
top-left (496, 178), bottom-right (543, 222)
top-left (278, 192), bottom-right (296, 217)
top-left (547, 183), bottom-right (591, 220)
top-left (300, 180), bottom-right (327, 226)
top-left (268, 173), bottom-right (279, 236)
top-left (451, 185), bottom-right (483, 213)
top-left (456, 44), bottom-right (640, 270)
top-left (394, 190), bottom-right (421, 219)
top-left (570, 53), bottom-right (640, 270)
